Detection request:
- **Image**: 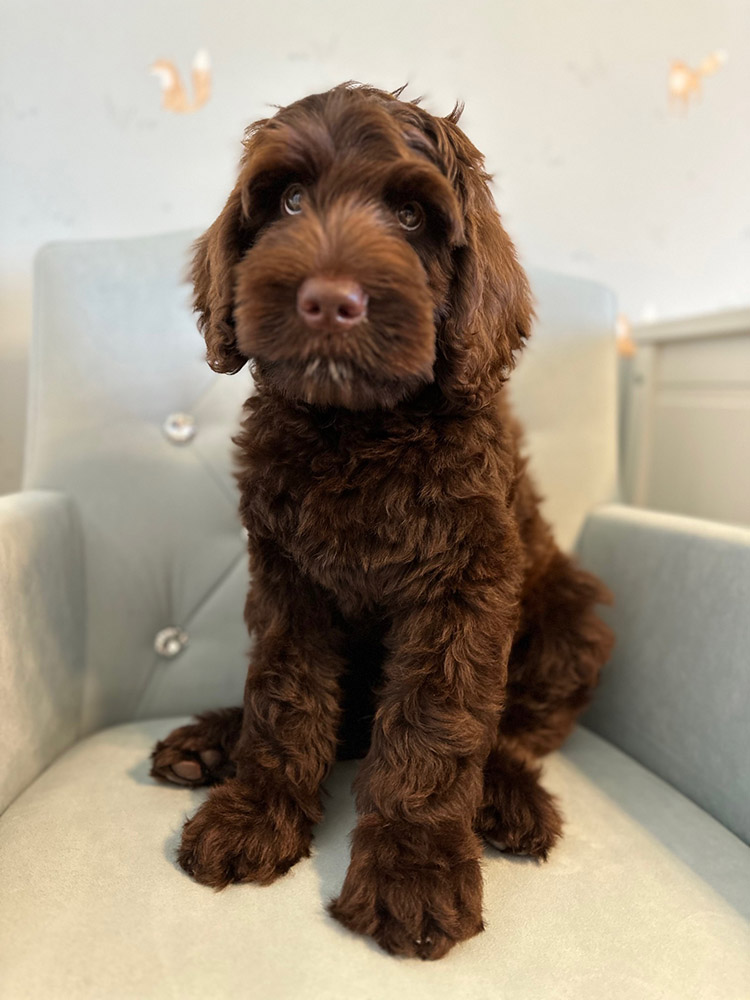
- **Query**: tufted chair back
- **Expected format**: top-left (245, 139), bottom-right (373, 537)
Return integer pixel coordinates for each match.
top-left (23, 231), bottom-right (617, 736)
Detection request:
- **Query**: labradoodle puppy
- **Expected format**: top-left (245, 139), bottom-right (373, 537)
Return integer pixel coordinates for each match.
top-left (150, 82), bottom-right (614, 960)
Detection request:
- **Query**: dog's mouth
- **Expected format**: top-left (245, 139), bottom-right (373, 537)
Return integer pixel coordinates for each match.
top-left (302, 355), bottom-right (357, 384)
top-left (255, 353), bottom-right (432, 411)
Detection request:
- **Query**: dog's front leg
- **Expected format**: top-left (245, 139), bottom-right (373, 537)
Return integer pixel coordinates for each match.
top-left (178, 538), bottom-right (347, 888)
top-left (329, 568), bottom-right (518, 960)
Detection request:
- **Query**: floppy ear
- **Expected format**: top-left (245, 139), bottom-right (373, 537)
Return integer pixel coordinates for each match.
top-left (429, 110), bottom-right (534, 412)
top-left (190, 182), bottom-right (248, 374)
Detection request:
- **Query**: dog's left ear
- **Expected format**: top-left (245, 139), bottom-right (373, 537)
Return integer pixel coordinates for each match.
top-left (190, 183), bottom-right (248, 374)
top-left (427, 108), bottom-right (534, 412)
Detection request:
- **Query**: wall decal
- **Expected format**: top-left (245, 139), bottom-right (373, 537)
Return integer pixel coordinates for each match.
top-left (150, 49), bottom-right (211, 114)
top-left (668, 50), bottom-right (727, 110)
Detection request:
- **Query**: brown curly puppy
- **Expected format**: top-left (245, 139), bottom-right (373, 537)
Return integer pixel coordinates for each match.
top-left (150, 82), bottom-right (614, 960)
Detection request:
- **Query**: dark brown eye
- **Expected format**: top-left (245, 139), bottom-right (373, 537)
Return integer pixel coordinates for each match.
top-left (282, 184), bottom-right (304, 215)
top-left (396, 202), bottom-right (424, 231)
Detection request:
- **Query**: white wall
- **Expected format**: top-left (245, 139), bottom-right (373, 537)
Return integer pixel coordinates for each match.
top-left (2, 0), bottom-right (749, 493)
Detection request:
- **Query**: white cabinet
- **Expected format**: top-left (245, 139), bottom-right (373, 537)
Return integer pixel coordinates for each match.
top-left (624, 309), bottom-right (750, 527)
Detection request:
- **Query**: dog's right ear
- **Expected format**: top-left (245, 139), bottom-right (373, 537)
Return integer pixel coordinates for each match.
top-left (190, 183), bottom-right (248, 374)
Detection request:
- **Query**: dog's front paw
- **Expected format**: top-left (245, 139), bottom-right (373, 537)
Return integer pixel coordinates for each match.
top-left (328, 817), bottom-right (484, 960)
top-left (178, 778), bottom-right (311, 888)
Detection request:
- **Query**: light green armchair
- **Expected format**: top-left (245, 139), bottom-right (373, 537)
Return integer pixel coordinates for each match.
top-left (1, 232), bottom-right (748, 999)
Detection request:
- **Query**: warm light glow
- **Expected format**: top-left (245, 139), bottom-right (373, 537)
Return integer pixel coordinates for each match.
top-left (615, 313), bottom-right (636, 358)
top-left (668, 50), bottom-right (727, 110)
top-left (150, 49), bottom-right (212, 114)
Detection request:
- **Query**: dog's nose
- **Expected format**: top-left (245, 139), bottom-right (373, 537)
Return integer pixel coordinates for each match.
top-left (297, 277), bottom-right (367, 331)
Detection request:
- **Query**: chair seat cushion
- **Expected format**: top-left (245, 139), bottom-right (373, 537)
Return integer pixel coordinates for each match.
top-left (1, 720), bottom-right (748, 999)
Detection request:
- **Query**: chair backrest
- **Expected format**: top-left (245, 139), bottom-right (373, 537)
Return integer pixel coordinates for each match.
top-left (24, 231), bottom-right (617, 733)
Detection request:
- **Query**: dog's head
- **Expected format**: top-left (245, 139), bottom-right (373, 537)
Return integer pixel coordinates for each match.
top-left (192, 82), bottom-right (532, 412)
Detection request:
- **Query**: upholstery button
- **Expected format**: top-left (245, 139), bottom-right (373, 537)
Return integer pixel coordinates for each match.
top-left (163, 412), bottom-right (196, 444)
top-left (154, 626), bottom-right (189, 658)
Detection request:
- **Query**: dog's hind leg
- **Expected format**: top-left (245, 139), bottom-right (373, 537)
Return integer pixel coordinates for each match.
top-left (502, 545), bottom-right (614, 758)
top-left (477, 545), bottom-right (614, 858)
top-left (150, 707), bottom-right (243, 787)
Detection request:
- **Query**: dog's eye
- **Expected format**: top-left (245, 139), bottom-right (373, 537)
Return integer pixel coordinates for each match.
top-left (396, 202), bottom-right (424, 232)
top-left (281, 184), bottom-right (305, 216)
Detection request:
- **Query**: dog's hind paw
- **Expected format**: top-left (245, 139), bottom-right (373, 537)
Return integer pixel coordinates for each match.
top-left (150, 708), bottom-right (242, 787)
top-left (476, 754), bottom-right (563, 861)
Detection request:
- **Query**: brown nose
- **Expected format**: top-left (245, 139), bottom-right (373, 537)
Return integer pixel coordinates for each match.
top-left (296, 277), bottom-right (367, 331)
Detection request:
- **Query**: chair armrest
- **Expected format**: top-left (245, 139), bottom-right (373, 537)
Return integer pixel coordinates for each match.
top-left (0, 490), bottom-right (85, 812)
top-left (575, 502), bottom-right (750, 843)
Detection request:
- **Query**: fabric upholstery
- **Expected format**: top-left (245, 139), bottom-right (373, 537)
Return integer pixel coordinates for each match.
top-left (24, 233), bottom-right (251, 735)
top-left (509, 269), bottom-right (619, 549)
top-left (577, 503), bottom-right (750, 845)
top-left (0, 719), bottom-right (747, 1000)
top-left (0, 490), bottom-right (85, 812)
top-left (21, 232), bottom-right (618, 737)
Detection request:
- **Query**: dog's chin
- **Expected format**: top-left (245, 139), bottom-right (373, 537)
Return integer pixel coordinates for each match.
top-left (254, 356), bottom-right (431, 411)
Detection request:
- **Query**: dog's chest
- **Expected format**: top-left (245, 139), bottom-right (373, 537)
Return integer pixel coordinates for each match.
top-left (243, 422), bottom-right (459, 605)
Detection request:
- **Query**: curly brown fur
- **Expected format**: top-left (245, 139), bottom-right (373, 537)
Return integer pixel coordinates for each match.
top-left (151, 82), bottom-right (614, 960)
